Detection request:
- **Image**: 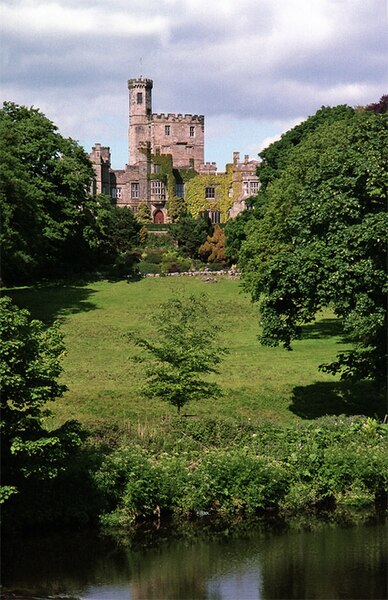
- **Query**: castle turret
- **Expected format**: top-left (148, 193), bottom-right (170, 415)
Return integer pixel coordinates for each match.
top-left (128, 78), bottom-right (153, 165)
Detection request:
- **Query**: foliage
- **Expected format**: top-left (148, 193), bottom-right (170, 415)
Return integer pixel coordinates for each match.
top-left (0, 296), bottom-right (88, 524)
top-left (199, 224), bottom-right (227, 263)
top-left (364, 95), bottom-right (388, 114)
top-left (240, 109), bottom-right (388, 385)
top-left (224, 195), bottom-right (268, 262)
top-left (224, 210), bottom-right (256, 262)
top-left (94, 415), bottom-right (388, 526)
top-left (257, 105), bottom-right (355, 190)
top-left (171, 212), bottom-right (213, 258)
top-left (160, 250), bottom-right (191, 274)
top-left (136, 202), bottom-right (152, 223)
top-left (0, 102), bottom-right (96, 283)
top-left (184, 167), bottom-right (234, 221)
top-left (129, 294), bottom-right (228, 415)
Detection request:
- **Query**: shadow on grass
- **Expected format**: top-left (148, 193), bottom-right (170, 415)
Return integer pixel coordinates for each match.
top-left (4, 283), bottom-right (99, 325)
top-left (290, 380), bottom-right (386, 420)
top-left (301, 318), bottom-right (344, 340)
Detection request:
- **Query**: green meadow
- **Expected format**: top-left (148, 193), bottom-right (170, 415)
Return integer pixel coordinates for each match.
top-left (6, 276), bottom-right (382, 429)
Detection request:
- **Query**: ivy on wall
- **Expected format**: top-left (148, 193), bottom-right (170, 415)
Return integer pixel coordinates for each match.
top-left (144, 151), bottom-right (238, 223)
top-left (185, 165), bottom-right (234, 222)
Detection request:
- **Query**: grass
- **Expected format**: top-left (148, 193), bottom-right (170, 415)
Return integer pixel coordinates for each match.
top-left (5, 276), bottom-right (383, 429)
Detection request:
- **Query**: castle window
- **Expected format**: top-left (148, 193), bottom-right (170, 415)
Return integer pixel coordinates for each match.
top-left (190, 126), bottom-right (195, 137)
top-left (209, 211), bottom-right (221, 224)
top-left (176, 183), bottom-right (184, 198)
top-left (153, 164), bottom-right (160, 174)
top-left (165, 125), bottom-right (170, 136)
top-left (205, 186), bottom-right (215, 199)
top-left (137, 92), bottom-right (143, 104)
top-left (112, 188), bottom-right (122, 199)
top-left (250, 181), bottom-right (260, 195)
top-left (151, 180), bottom-right (165, 196)
top-left (242, 181), bottom-right (249, 196)
top-left (243, 180), bottom-right (260, 196)
top-left (131, 183), bottom-right (140, 198)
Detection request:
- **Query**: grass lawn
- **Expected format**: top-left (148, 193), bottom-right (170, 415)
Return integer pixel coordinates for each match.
top-left (5, 276), bottom-right (383, 429)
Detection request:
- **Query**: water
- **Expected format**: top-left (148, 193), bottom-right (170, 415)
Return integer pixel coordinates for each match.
top-left (2, 514), bottom-right (387, 599)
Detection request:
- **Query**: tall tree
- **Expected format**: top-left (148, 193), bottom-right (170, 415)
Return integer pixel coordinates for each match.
top-left (129, 295), bottom-right (227, 415)
top-left (0, 102), bottom-right (95, 282)
top-left (240, 109), bottom-right (387, 385)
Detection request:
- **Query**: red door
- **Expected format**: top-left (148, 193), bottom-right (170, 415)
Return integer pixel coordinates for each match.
top-left (153, 210), bottom-right (164, 224)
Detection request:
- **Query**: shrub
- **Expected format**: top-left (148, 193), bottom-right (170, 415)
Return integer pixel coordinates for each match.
top-left (185, 449), bottom-right (290, 516)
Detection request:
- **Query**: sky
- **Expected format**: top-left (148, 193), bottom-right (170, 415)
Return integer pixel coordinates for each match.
top-left (1, 0), bottom-right (386, 170)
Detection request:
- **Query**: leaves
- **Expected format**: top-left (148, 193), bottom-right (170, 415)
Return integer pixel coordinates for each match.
top-left (240, 108), bottom-right (387, 384)
top-left (129, 294), bottom-right (228, 414)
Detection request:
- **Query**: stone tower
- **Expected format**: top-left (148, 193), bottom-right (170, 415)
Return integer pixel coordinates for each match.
top-left (128, 78), bottom-right (153, 165)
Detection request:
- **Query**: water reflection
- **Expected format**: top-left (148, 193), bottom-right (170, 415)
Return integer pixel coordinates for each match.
top-left (2, 514), bottom-right (387, 600)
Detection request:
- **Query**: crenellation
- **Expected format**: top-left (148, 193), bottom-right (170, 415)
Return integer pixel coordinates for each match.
top-left (90, 77), bottom-right (259, 223)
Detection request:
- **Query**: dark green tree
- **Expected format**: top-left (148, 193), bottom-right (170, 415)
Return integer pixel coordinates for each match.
top-left (129, 295), bottom-right (227, 415)
top-left (240, 109), bottom-right (387, 385)
top-left (0, 102), bottom-right (95, 282)
top-left (0, 297), bottom-right (83, 510)
top-left (171, 212), bottom-right (213, 259)
top-left (257, 105), bottom-right (355, 191)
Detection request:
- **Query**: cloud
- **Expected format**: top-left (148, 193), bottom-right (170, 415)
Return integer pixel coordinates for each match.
top-left (1, 0), bottom-right (386, 167)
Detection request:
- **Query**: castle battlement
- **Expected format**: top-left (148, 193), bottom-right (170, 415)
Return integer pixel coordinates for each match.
top-left (152, 113), bottom-right (204, 124)
top-left (128, 78), bottom-right (153, 88)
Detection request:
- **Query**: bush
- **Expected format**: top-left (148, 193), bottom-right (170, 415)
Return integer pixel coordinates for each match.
top-left (160, 250), bottom-right (191, 274)
top-left (185, 449), bottom-right (289, 515)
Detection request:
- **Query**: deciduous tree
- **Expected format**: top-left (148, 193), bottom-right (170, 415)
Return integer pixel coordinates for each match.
top-left (0, 297), bottom-right (83, 508)
top-left (0, 102), bottom-right (95, 282)
top-left (129, 295), bottom-right (227, 415)
top-left (240, 109), bottom-right (387, 386)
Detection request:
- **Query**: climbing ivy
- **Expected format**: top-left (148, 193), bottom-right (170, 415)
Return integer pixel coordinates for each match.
top-left (185, 165), bottom-right (234, 222)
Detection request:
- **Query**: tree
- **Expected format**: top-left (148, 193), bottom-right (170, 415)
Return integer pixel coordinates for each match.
top-left (257, 105), bottom-right (355, 191)
top-left (129, 295), bottom-right (227, 415)
top-left (240, 109), bottom-right (387, 385)
top-left (199, 224), bottom-right (227, 263)
top-left (171, 212), bottom-right (213, 258)
top-left (0, 297), bottom-right (83, 509)
top-left (0, 102), bottom-right (95, 282)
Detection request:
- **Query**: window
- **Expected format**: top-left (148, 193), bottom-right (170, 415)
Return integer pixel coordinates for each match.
top-left (153, 164), bottom-right (160, 174)
top-left (190, 126), bottom-right (195, 137)
top-left (112, 188), bottom-right (122, 199)
top-left (131, 182), bottom-right (140, 198)
top-left (137, 92), bottom-right (143, 104)
top-left (249, 181), bottom-right (260, 195)
top-left (151, 180), bottom-right (165, 196)
top-left (242, 180), bottom-right (260, 197)
top-left (205, 186), bottom-right (215, 199)
top-left (209, 211), bottom-right (221, 224)
top-left (175, 183), bottom-right (184, 198)
top-left (199, 210), bottom-right (220, 224)
top-left (165, 125), bottom-right (170, 136)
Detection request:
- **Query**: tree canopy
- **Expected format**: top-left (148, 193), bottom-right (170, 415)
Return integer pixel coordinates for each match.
top-left (0, 102), bottom-right (97, 282)
top-left (240, 108), bottom-right (387, 385)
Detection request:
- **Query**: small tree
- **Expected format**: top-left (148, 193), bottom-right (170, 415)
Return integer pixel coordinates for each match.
top-left (129, 295), bottom-right (227, 415)
top-left (199, 224), bottom-right (227, 263)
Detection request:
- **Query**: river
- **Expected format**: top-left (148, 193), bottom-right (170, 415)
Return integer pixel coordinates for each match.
top-left (2, 512), bottom-right (387, 599)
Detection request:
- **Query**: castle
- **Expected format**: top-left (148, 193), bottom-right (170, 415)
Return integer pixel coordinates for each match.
top-left (90, 78), bottom-right (260, 223)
